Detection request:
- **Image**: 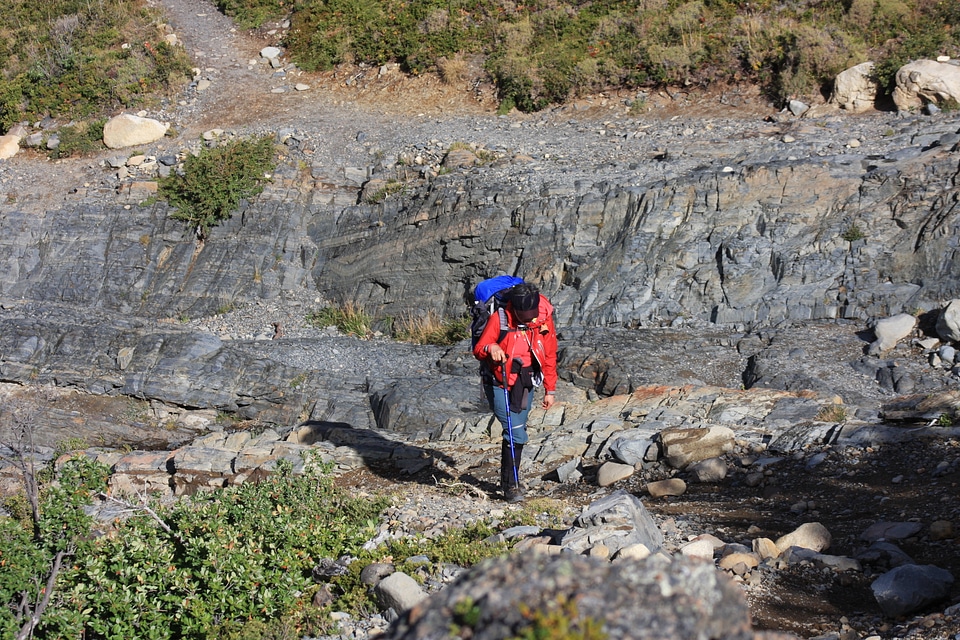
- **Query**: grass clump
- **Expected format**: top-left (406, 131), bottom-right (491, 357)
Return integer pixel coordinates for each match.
top-left (364, 180), bottom-right (407, 204)
top-left (329, 521), bottom-right (509, 615)
top-left (276, 0), bottom-right (957, 112)
top-left (815, 403), bottom-right (848, 422)
top-left (159, 136), bottom-right (276, 240)
top-left (394, 312), bottom-right (470, 345)
top-left (306, 303), bottom-right (373, 337)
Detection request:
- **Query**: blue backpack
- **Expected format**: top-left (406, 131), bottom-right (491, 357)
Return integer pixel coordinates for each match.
top-left (470, 275), bottom-right (524, 348)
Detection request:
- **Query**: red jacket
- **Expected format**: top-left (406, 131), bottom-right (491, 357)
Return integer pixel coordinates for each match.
top-left (473, 296), bottom-right (558, 392)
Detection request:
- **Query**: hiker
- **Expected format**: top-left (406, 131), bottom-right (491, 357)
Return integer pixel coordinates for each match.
top-left (473, 282), bottom-right (558, 502)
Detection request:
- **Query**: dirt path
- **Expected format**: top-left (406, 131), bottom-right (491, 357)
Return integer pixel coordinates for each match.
top-left (156, 0), bottom-right (498, 136)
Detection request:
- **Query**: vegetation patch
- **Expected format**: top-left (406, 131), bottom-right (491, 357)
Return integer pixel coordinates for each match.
top-left (814, 403), bottom-right (848, 423)
top-left (841, 223), bottom-right (866, 243)
top-left (225, 0), bottom-right (959, 111)
top-left (393, 312), bottom-right (470, 346)
top-left (0, 445), bottom-right (553, 638)
top-left (158, 136), bottom-right (277, 240)
top-left (48, 119), bottom-right (107, 159)
top-left (0, 453), bottom-right (387, 639)
top-left (0, 0), bottom-right (191, 132)
top-left (513, 596), bottom-right (607, 640)
top-left (307, 304), bottom-right (469, 345)
top-left (305, 303), bottom-right (373, 337)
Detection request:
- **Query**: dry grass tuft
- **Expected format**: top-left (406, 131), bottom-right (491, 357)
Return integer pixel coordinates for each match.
top-left (437, 55), bottom-right (469, 86)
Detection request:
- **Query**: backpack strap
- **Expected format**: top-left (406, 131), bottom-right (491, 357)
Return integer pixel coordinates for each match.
top-left (497, 307), bottom-right (509, 343)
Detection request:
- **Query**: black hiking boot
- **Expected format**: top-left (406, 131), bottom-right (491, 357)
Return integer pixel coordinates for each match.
top-left (500, 441), bottom-right (524, 503)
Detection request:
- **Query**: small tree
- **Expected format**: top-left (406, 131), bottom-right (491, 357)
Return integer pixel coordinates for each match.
top-left (159, 136), bottom-right (277, 239)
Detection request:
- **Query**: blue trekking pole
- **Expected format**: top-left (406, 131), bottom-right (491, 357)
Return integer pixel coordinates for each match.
top-left (501, 360), bottom-right (520, 487)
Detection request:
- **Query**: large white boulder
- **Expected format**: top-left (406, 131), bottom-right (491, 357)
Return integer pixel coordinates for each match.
top-left (0, 134), bottom-right (20, 159)
top-left (775, 522), bottom-right (832, 553)
top-left (892, 59), bottom-right (960, 111)
top-left (833, 61), bottom-right (877, 112)
top-left (103, 114), bottom-right (168, 149)
top-left (660, 425), bottom-right (735, 469)
top-left (936, 299), bottom-right (960, 343)
top-left (868, 312), bottom-right (917, 355)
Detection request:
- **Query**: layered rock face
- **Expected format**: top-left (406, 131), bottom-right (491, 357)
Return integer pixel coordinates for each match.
top-left (2, 123), bottom-right (959, 330)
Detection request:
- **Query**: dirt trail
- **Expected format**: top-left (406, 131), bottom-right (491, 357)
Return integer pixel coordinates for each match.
top-left (157, 0), bottom-right (498, 136)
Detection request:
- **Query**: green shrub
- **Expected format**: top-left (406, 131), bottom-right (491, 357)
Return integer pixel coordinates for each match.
top-left (0, 436), bottom-right (569, 638)
top-left (159, 136), bottom-right (277, 239)
top-left (286, 0), bottom-right (482, 73)
top-left (841, 223), bottom-right (866, 243)
top-left (3, 457), bottom-right (388, 639)
top-left (0, 456), bottom-right (108, 639)
top-left (49, 119), bottom-right (107, 159)
top-left (214, 0), bottom-right (288, 29)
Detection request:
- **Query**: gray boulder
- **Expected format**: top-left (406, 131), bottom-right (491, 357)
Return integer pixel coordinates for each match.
top-left (380, 553), bottom-right (768, 640)
top-left (868, 313), bottom-right (917, 355)
top-left (373, 571), bottom-right (427, 613)
top-left (560, 489), bottom-right (663, 556)
top-left (871, 564), bottom-right (954, 617)
top-left (689, 457), bottom-right (728, 483)
top-left (775, 522), bottom-right (832, 553)
top-left (661, 425), bottom-right (735, 469)
top-left (833, 61), bottom-right (877, 112)
top-left (936, 299), bottom-right (960, 343)
top-left (893, 59), bottom-right (960, 112)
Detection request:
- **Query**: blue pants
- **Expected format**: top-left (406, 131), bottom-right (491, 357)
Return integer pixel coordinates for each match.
top-left (484, 384), bottom-right (530, 445)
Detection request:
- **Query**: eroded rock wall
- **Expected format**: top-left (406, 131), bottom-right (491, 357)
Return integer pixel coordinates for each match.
top-left (3, 144), bottom-right (956, 330)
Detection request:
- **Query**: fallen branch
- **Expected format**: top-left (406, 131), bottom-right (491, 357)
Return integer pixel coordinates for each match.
top-left (97, 491), bottom-right (177, 538)
top-left (432, 477), bottom-right (489, 501)
top-left (15, 549), bottom-right (68, 640)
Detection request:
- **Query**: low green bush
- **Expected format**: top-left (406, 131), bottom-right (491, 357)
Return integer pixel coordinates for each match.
top-left (841, 223), bottom-right (866, 243)
top-left (1, 455), bottom-right (389, 639)
top-left (159, 136), bottom-right (277, 239)
top-left (49, 119), bottom-right (107, 159)
top-left (0, 456), bottom-right (109, 639)
top-left (214, 0), bottom-right (288, 29)
top-left (1, 431), bottom-right (570, 638)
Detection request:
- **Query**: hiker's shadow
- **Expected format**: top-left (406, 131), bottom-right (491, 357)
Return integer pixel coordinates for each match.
top-left (291, 420), bottom-right (489, 490)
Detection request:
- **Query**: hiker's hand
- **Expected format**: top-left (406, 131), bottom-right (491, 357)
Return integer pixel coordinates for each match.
top-left (542, 394), bottom-right (556, 410)
top-left (488, 344), bottom-right (506, 362)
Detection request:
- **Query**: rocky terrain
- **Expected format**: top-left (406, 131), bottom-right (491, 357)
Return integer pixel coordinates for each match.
top-left (2, 0), bottom-right (960, 638)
